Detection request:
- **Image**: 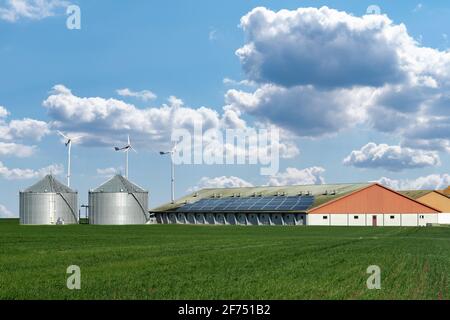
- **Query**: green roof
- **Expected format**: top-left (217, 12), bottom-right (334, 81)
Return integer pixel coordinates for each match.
top-left (399, 190), bottom-right (434, 200)
top-left (151, 183), bottom-right (372, 213)
top-left (91, 175), bottom-right (147, 193)
top-left (23, 175), bottom-right (75, 193)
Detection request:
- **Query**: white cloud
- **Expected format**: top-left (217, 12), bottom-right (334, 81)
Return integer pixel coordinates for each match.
top-left (230, 6), bottom-right (450, 151)
top-left (0, 0), bottom-right (69, 22)
top-left (43, 84), bottom-right (299, 159)
top-left (189, 176), bottom-right (254, 192)
top-left (0, 107), bottom-right (49, 142)
top-left (0, 204), bottom-right (15, 218)
top-left (237, 6), bottom-right (407, 88)
top-left (343, 143), bottom-right (440, 171)
top-left (0, 142), bottom-right (36, 157)
top-left (116, 88), bottom-right (157, 102)
top-left (267, 167), bottom-right (325, 186)
top-left (0, 106), bottom-right (10, 118)
top-left (0, 161), bottom-right (63, 180)
top-left (377, 174), bottom-right (450, 190)
top-left (96, 167), bottom-right (122, 177)
top-left (0, 106), bottom-right (49, 158)
top-left (223, 78), bottom-right (255, 87)
top-left (226, 84), bottom-right (370, 137)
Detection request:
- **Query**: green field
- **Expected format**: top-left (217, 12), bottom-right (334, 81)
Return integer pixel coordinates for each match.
top-left (0, 219), bottom-right (449, 300)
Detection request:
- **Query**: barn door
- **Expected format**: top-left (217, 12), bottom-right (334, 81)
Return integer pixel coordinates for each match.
top-left (372, 215), bottom-right (377, 227)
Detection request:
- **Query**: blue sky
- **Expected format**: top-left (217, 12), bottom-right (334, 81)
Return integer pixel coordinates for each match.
top-left (1, 0), bottom-right (449, 217)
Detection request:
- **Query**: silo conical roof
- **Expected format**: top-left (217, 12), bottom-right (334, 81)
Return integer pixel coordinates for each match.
top-left (24, 175), bottom-right (75, 193)
top-left (92, 175), bottom-right (147, 193)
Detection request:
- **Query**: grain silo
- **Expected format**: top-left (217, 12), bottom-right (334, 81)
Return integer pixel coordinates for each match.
top-left (88, 175), bottom-right (148, 225)
top-left (20, 175), bottom-right (78, 225)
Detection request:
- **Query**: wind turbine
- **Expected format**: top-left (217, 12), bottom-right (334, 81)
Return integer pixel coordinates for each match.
top-left (160, 143), bottom-right (177, 204)
top-left (57, 131), bottom-right (80, 188)
top-left (114, 135), bottom-right (137, 179)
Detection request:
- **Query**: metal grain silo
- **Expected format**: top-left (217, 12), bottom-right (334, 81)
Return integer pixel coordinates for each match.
top-left (20, 175), bottom-right (78, 225)
top-left (88, 175), bottom-right (148, 225)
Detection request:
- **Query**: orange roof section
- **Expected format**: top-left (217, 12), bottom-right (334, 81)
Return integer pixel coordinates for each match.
top-left (308, 183), bottom-right (441, 214)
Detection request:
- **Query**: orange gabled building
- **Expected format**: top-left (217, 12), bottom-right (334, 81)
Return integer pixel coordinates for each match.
top-left (307, 184), bottom-right (440, 227)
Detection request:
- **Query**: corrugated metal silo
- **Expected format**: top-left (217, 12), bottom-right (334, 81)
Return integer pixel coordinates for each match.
top-left (88, 175), bottom-right (148, 225)
top-left (20, 175), bottom-right (78, 225)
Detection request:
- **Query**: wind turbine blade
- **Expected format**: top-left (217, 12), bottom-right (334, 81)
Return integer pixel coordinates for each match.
top-left (128, 135), bottom-right (130, 146)
top-left (131, 146), bottom-right (138, 153)
top-left (71, 135), bottom-right (83, 142)
top-left (57, 130), bottom-right (70, 140)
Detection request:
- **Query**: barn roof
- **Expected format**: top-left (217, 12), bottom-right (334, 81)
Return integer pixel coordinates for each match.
top-left (398, 190), bottom-right (434, 199)
top-left (23, 175), bottom-right (75, 193)
top-left (150, 183), bottom-right (372, 212)
top-left (91, 175), bottom-right (147, 193)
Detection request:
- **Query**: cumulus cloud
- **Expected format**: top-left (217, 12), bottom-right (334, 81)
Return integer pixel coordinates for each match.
top-left (188, 176), bottom-right (254, 192)
top-left (0, 161), bottom-right (63, 180)
top-left (0, 106), bottom-right (50, 158)
top-left (116, 88), bottom-right (157, 102)
top-left (237, 6), bottom-right (406, 88)
top-left (226, 84), bottom-right (370, 137)
top-left (43, 84), bottom-right (299, 160)
top-left (0, 0), bottom-right (69, 22)
top-left (343, 143), bottom-right (440, 171)
top-left (0, 109), bottom-right (49, 142)
top-left (267, 167), bottom-right (325, 186)
top-left (223, 78), bottom-right (255, 87)
top-left (230, 6), bottom-right (450, 151)
top-left (0, 106), bottom-right (9, 118)
top-left (0, 142), bottom-right (36, 157)
top-left (0, 204), bottom-right (15, 218)
top-left (377, 174), bottom-right (450, 190)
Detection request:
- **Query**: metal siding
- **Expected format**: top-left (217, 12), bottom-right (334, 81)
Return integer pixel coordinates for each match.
top-left (20, 192), bottom-right (78, 225)
top-left (88, 192), bottom-right (148, 225)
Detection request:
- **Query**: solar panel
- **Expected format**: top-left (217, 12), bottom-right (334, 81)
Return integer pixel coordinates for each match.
top-left (176, 195), bottom-right (315, 212)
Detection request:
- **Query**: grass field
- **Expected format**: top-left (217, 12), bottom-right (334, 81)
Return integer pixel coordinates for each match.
top-left (0, 219), bottom-right (449, 300)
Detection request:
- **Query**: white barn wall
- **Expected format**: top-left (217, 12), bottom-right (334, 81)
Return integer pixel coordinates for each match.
top-left (308, 214), bottom-right (330, 226)
top-left (330, 214), bottom-right (347, 226)
top-left (401, 214), bottom-right (418, 226)
top-left (349, 214), bottom-right (366, 226)
top-left (419, 214), bottom-right (438, 226)
top-left (438, 213), bottom-right (450, 224)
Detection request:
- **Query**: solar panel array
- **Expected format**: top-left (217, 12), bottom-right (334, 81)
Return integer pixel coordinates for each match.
top-left (176, 196), bottom-right (314, 212)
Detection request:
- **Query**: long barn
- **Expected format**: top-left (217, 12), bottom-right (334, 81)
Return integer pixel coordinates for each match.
top-left (151, 183), bottom-right (445, 227)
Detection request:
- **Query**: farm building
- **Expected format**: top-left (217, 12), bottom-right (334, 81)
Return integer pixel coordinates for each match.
top-left (442, 187), bottom-right (450, 197)
top-left (399, 190), bottom-right (450, 225)
top-left (89, 175), bottom-right (149, 225)
top-left (150, 183), bottom-right (443, 227)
